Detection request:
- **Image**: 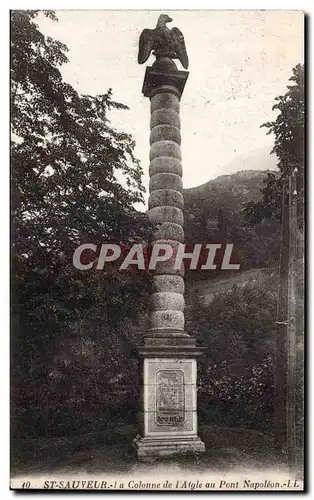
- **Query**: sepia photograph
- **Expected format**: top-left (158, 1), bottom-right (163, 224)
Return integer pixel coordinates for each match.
top-left (10, 9), bottom-right (304, 491)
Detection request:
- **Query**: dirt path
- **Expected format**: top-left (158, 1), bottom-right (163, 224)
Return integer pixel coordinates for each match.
top-left (11, 424), bottom-right (290, 477)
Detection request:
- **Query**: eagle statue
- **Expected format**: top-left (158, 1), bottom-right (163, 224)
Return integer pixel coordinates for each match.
top-left (138, 14), bottom-right (189, 70)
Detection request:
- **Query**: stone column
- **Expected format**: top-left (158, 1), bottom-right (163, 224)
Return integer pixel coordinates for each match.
top-left (148, 57), bottom-right (186, 335)
top-left (133, 57), bottom-right (205, 460)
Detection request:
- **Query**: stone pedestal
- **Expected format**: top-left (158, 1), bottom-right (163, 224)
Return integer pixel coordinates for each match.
top-left (133, 56), bottom-right (205, 460)
top-left (133, 337), bottom-right (205, 459)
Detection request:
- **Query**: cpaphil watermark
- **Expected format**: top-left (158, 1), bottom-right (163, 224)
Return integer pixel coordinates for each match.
top-left (72, 242), bottom-right (241, 271)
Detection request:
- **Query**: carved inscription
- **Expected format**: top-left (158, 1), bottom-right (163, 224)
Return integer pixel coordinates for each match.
top-left (156, 369), bottom-right (185, 425)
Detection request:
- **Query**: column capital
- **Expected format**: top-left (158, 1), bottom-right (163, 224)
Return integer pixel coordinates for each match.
top-left (142, 65), bottom-right (189, 100)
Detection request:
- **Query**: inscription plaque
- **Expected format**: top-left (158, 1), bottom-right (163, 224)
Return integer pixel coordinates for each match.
top-left (156, 369), bottom-right (185, 425)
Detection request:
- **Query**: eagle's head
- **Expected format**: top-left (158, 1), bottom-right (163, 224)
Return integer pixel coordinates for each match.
top-left (157, 14), bottom-right (173, 26)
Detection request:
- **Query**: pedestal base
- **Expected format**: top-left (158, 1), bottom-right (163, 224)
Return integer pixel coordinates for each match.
top-left (133, 333), bottom-right (206, 461)
top-left (133, 434), bottom-right (205, 460)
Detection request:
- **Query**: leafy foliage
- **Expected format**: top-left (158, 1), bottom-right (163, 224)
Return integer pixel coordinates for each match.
top-left (11, 10), bottom-right (152, 440)
top-left (186, 275), bottom-right (278, 432)
top-left (244, 64), bottom-right (304, 227)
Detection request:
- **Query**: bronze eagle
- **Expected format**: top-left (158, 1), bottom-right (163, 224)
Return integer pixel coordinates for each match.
top-left (138, 14), bottom-right (189, 70)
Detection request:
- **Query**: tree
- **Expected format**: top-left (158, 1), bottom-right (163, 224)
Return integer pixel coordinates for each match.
top-left (243, 64), bottom-right (304, 472)
top-left (244, 64), bottom-right (304, 229)
top-left (186, 275), bottom-right (278, 432)
top-left (11, 11), bottom-right (152, 442)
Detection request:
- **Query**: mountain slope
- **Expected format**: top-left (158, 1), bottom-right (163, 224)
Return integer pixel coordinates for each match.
top-left (209, 147), bottom-right (278, 179)
top-left (183, 168), bottom-right (281, 271)
top-left (184, 169), bottom-right (277, 218)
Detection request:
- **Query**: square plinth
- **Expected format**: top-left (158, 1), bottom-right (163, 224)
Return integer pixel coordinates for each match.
top-left (133, 356), bottom-right (205, 459)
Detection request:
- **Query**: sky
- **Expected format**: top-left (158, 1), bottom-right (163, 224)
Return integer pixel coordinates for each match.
top-left (37, 10), bottom-right (304, 205)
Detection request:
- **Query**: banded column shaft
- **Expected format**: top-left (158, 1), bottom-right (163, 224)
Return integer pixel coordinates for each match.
top-left (133, 46), bottom-right (206, 460)
top-left (148, 85), bottom-right (185, 334)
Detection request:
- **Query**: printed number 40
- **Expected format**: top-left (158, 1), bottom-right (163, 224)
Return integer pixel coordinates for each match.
top-left (22, 481), bottom-right (30, 489)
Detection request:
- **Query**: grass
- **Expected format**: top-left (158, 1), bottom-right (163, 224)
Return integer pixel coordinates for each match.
top-left (11, 422), bottom-right (295, 476)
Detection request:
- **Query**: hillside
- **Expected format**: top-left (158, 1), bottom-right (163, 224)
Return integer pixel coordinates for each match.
top-left (184, 170), bottom-right (277, 218)
top-left (183, 168), bottom-right (281, 274)
top-left (206, 147), bottom-right (278, 180)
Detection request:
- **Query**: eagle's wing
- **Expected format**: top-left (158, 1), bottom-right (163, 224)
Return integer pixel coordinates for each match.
top-left (171, 27), bottom-right (189, 69)
top-left (138, 28), bottom-right (154, 64)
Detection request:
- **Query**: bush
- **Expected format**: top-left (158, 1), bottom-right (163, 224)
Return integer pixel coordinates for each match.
top-left (186, 274), bottom-right (278, 433)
